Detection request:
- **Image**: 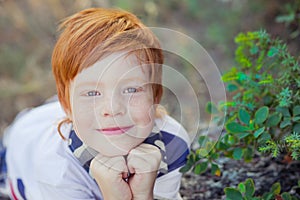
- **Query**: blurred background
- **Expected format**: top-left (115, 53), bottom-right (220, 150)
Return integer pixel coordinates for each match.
top-left (0, 0), bottom-right (299, 135)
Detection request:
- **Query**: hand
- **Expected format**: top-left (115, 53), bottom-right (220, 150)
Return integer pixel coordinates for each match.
top-left (127, 143), bottom-right (162, 200)
top-left (90, 154), bottom-right (132, 200)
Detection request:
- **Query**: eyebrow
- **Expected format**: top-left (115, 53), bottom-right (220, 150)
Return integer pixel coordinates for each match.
top-left (76, 77), bottom-right (148, 88)
top-left (76, 81), bottom-right (102, 88)
top-left (120, 77), bottom-right (148, 84)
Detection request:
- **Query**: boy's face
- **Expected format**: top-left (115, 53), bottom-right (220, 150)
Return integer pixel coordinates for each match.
top-left (69, 52), bottom-right (155, 156)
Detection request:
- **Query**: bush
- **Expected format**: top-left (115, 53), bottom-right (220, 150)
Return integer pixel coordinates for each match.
top-left (215, 29), bottom-right (300, 161)
top-left (180, 29), bottom-right (300, 197)
top-left (224, 178), bottom-right (300, 200)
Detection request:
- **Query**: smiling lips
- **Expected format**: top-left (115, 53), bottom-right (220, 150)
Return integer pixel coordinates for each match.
top-left (97, 125), bottom-right (134, 135)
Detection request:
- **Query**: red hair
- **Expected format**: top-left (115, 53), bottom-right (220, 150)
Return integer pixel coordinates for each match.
top-left (52, 8), bottom-right (163, 117)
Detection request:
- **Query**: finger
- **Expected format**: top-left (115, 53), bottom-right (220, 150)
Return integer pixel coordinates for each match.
top-left (127, 144), bottom-right (162, 174)
top-left (129, 143), bottom-right (162, 160)
top-left (127, 155), bottom-right (158, 173)
top-left (92, 154), bottom-right (128, 174)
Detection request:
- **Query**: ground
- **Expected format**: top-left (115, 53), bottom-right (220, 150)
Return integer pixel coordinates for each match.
top-left (180, 155), bottom-right (300, 199)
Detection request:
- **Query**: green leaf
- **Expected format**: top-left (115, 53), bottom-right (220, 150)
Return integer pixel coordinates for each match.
top-left (293, 123), bottom-right (300, 133)
top-left (258, 132), bottom-right (271, 144)
top-left (293, 105), bottom-right (300, 116)
top-left (222, 68), bottom-right (238, 82)
top-left (250, 45), bottom-right (259, 55)
top-left (210, 152), bottom-right (219, 160)
top-left (267, 46), bottom-right (279, 57)
top-left (211, 163), bottom-right (221, 176)
top-left (226, 122), bottom-right (250, 133)
top-left (206, 102), bottom-right (219, 114)
top-left (281, 192), bottom-right (292, 200)
top-left (254, 127), bottom-right (265, 138)
top-left (266, 112), bottom-right (282, 127)
top-left (238, 182), bottom-right (246, 193)
top-left (262, 192), bottom-right (274, 200)
top-left (187, 153), bottom-right (197, 163)
top-left (276, 107), bottom-right (291, 117)
top-left (179, 163), bottom-right (192, 173)
top-left (196, 148), bottom-right (209, 157)
top-left (280, 119), bottom-right (292, 128)
top-left (217, 141), bottom-right (230, 150)
top-left (254, 106), bottom-right (269, 124)
top-left (198, 136), bottom-right (208, 147)
top-left (239, 109), bottom-right (251, 125)
top-left (194, 161), bottom-right (208, 174)
top-left (271, 182), bottom-right (281, 195)
top-left (263, 95), bottom-right (273, 106)
top-left (293, 116), bottom-right (300, 122)
top-left (227, 135), bottom-right (236, 145)
top-left (249, 121), bottom-right (255, 130)
top-left (276, 13), bottom-right (295, 23)
top-left (244, 178), bottom-right (255, 197)
top-left (227, 84), bottom-right (238, 92)
top-left (243, 147), bottom-right (254, 162)
top-left (235, 132), bottom-right (250, 139)
top-left (205, 141), bottom-right (214, 152)
top-left (233, 147), bottom-right (243, 160)
top-left (224, 188), bottom-right (243, 200)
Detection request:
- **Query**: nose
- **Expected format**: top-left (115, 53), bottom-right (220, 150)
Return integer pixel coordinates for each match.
top-left (100, 97), bottom-right (126, 117)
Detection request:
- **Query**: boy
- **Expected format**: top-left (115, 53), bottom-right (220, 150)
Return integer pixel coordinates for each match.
top-left (1, 8), bottom-right (190, 199)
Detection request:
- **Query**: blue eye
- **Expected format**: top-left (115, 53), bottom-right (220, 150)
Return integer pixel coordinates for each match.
top-left (87, 91), bottom-right (101, 96)
top-left (123, 87), bottom-right (143, 94)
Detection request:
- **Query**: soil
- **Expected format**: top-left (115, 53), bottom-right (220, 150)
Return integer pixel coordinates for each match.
top-left (180, 156), bottom-right (300, 199)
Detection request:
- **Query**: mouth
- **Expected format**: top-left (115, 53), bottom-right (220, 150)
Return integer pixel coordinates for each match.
top-left (96, 125), bottom-right (134, 136)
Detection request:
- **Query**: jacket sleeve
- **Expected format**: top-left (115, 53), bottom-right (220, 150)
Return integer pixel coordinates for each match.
top-left (37, 182), bottom-right (101, 200)
top-left (153, 168), bottom-right (184, 200)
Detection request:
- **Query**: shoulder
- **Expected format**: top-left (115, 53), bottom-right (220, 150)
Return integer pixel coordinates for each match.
top-left (155, 115), bottom-right (190, 145)
top-left (4, 101), bottom-right (65, 141)
top-left (5, 101), bottom-right (72, 175)
top-left (4, 101), bottom-right (69, 146)
top-left (5, 100), bottom-right (72, 181)
top-left (5, 100), bottom-right (75, 175)
top-left (5, 101), bottom-right (100, 198)
top-left (9, 101), bottom-right (65, 129)
top-left (151, 116), bottom-right (191, 199)
top-left (154, 115), bottom-right (191, 176)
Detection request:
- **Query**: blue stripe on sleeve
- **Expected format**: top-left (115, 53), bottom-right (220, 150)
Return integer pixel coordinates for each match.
top-left (143, 131), bottom-right (189, 177)
top-left (17, 178), bottom-right (27, 200)
top-left (160, 131), bottom-right (189, 174)
top-left (69, 130), bottom-right (83, 152)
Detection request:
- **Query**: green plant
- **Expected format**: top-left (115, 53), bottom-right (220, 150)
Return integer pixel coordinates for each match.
top-left (224, 178), bottom-right (300, 200)
top-left (180, 135), bottom-right (221, 176)
top-left (181, 30), bottom-right (299, 174)
top-left (259, 132), bottom-right (300, 160)
top-left (275, 0), bottom-right (300, 39)
top-left (214, 30), bottom-right (300, 161)
top-left (180, 31), bottom-right (300, 193)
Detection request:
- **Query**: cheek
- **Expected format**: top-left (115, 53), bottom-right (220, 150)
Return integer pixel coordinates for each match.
top-left (128, 95), bottom-right (154, 124)
top-left (72, 103), bottom-right (95, 129)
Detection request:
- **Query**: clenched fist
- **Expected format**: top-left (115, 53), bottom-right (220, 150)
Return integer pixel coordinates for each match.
top-left (90, 155), bottom-right (132, 200)
top-left (127, 143), bottom-right (162, 200)
top-left (90, 143), bottom-right (162, 200)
